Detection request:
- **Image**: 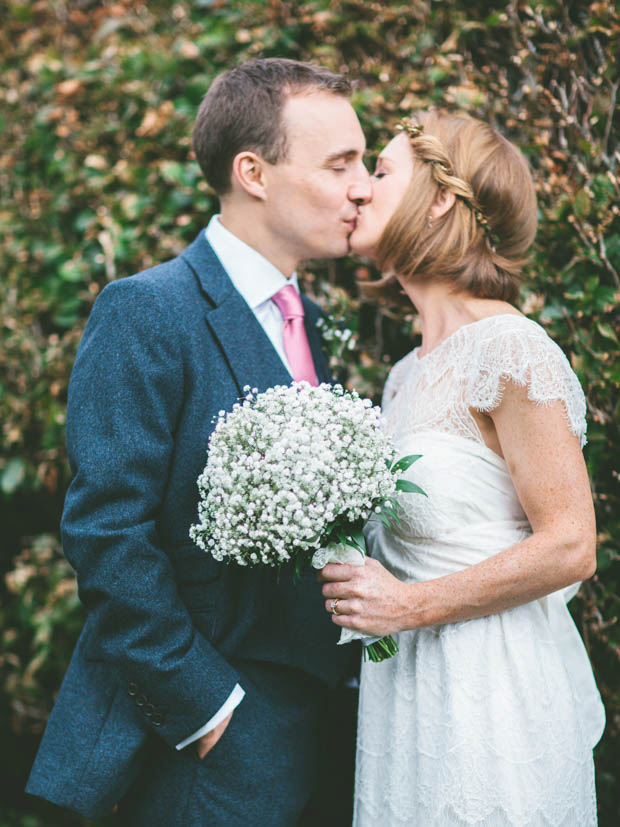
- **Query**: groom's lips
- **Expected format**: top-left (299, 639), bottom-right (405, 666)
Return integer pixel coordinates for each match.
top-left (343, 218), bottom-right (357, 232)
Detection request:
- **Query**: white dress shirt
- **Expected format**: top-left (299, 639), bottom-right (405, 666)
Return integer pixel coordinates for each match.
top-left (207, 214), bottom-right (300, 374)
top-left (176, 215), bottom-right (299, 750)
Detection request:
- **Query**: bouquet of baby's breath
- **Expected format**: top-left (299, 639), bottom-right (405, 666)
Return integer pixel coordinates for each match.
top-left (190, 382), bottom-right (422, 662)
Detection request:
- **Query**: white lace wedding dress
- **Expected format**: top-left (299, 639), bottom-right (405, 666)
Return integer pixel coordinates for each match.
top-left (354, 314), bottom-right (605, 827)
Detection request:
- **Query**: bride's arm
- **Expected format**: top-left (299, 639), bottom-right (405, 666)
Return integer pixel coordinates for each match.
top-left (319, 380), bottom-right (597, 635)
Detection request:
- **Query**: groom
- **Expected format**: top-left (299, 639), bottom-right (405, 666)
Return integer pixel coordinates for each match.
top-left (26, 58), bottom-right (370, 825)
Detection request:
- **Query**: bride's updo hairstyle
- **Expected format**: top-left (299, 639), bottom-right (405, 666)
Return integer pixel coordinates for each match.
top-left (368, 110), bottom-right (537, 305)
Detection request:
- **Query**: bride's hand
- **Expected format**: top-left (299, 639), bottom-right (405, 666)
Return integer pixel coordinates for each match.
top-left (318, 557), bottom-right (416, 636)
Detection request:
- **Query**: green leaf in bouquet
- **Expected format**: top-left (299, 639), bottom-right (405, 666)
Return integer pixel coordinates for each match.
top-left (376, 512), bottom-right (394, 530)
top-left (396, 479), bottom-right (427, 496)
top-left (334, 523), bottom-right (366, 555)
top-left (348, 525), bottom-right (367, 554)
top-left (379, 503), bottom-right (401, 528)
top-left (383, 496), bottom-right (401, 511)
top-left (391, 454), bottom-right (422, 473)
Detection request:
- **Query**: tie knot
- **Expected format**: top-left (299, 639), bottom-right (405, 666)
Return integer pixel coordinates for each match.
top-left (272, 284), bottom-right (304, 321)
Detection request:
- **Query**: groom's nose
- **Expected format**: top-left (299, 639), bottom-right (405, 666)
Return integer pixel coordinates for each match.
top-left (348, 164), bottom-right (372, 205)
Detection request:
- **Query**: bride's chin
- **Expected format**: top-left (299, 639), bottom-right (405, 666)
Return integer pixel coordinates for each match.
top-left (349, 232), bottom-right (375, 258)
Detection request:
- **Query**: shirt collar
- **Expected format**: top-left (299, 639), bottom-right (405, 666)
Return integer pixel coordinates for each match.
top-left (205, 215), bottom-right (299, 309)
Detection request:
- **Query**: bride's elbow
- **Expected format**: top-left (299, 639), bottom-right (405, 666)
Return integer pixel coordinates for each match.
top-left (579, 544), bottom-right (597, 581)
top-left (567, 529), bottom-right (597, 582)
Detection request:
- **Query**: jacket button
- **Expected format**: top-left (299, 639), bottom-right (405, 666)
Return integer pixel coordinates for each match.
top-left (127, 682), bottom-right (139, 697)
top-left (152, 714), bottom-right (163, 726)
top-left (144, 703), bottom-right (155, 717)
top-left (136, 694), bottom-right (147, 707)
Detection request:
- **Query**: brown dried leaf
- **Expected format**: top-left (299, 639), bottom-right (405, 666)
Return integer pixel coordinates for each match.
top-left (136, 101), bottom-right (174, 137)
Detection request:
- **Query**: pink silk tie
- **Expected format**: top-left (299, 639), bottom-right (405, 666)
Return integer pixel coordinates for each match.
top-left (271, 284), bottom-right (319, 386)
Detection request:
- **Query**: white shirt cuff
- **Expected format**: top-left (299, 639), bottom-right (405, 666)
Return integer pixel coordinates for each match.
top-left (174, 683), bottom-right (245, 751)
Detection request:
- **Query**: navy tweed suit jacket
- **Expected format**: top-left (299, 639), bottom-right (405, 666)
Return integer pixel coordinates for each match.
top-left (26, 232), bottom-right (356, 819)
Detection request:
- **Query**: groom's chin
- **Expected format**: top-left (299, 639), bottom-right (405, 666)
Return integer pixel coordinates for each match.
top-left (330, 236), bottom-right (356, 258)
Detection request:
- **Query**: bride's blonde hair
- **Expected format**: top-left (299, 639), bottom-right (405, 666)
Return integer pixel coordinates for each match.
top-left (364, 110), bottom-right (537, 306)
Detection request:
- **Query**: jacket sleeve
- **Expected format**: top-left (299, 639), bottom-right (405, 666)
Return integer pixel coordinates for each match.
top-left (61, 276), bottom-right (240, 748)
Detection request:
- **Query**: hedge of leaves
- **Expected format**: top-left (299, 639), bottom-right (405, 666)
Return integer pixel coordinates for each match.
top-left (1, 1), bottom-right (618, 824)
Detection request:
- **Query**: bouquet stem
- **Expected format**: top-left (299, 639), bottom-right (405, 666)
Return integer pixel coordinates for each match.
top-left (364, 635), bottom-right (399, 663)
top-left (312, 537), bottom-right (400, 662)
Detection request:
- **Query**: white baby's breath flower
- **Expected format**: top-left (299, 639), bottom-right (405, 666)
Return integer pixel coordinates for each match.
top-left (189, 382), bottom-right (397, 568)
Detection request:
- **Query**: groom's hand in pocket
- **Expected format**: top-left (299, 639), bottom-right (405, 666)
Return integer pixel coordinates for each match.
top-left (196, 711), bottom-right (234, 759)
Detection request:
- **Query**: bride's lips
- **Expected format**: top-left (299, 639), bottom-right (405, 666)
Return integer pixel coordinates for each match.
top-left (348, 210), bottom-right (365, 235)
top-left (343, 218), bottom-right (357, 232)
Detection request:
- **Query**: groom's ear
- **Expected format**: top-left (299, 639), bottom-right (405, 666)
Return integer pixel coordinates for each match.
top-left (231, 151), bottom-right (268, 201)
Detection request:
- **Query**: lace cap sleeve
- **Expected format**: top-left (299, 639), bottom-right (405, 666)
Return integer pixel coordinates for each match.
top-left (467, 317), bottom-right (587, 447)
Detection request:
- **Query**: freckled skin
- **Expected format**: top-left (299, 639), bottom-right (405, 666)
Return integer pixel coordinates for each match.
top-left (320, 374), bottom-right (596, 635)
top-left (320, 130), bottom-right (596, 636)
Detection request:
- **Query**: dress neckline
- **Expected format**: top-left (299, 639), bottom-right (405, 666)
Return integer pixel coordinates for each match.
top-left (414, 312), bottom-right (527, 362)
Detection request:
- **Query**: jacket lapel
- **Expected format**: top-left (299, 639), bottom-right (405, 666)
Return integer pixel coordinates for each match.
top-left (206, 296), bottom-right (294, 396)
top-left (181, 231), bottom-right (332, 392)
top-left (181, 232), bottom-right (292, 396)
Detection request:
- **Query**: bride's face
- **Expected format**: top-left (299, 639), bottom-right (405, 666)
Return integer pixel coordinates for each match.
top-left (349, 132), bottom-right (414, 259)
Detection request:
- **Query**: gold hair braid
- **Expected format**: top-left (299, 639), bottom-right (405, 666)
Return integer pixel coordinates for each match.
top-left (397, 119), bottom-right (499, 249)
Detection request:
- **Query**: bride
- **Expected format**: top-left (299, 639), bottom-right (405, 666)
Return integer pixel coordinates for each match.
top-left (319, 111), bottom-right (605, 825)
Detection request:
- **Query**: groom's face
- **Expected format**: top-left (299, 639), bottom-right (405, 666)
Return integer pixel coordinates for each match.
top-left (262, 91), bottom-right (371, 262)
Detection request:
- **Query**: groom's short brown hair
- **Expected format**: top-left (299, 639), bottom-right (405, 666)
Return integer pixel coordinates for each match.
top-left (193, 58), bottom-right (352, 195)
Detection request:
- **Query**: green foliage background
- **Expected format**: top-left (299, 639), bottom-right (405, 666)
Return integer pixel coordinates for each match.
top-left (0, 1), bottom-right (618, 824)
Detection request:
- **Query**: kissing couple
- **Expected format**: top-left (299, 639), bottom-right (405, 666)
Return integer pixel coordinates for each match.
top-left (27, 58), bottom-right (604, 825)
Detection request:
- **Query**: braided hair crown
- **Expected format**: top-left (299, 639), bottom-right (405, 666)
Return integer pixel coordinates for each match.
top-left (368, 109), bottom-right (538, 306)
top-left (397, 118), bottom-right (499, 249)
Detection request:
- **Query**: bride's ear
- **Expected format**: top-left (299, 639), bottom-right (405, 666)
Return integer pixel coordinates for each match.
top-left (429, 187), bottom-right (456, 220)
